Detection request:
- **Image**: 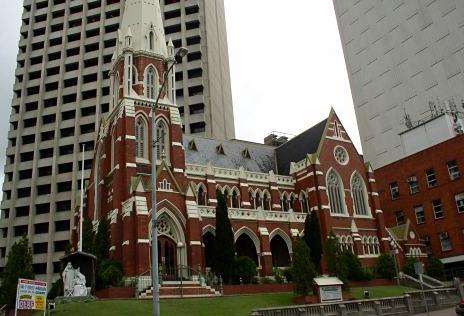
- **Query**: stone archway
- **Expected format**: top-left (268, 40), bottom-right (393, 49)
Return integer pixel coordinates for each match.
top-left (235, 234), bottom-right (259, 265)
top-left (148, 208), bottom-right (188, 271)
top-left (202, 231), bottom-right (216, 269)
top-left (270, 235), bottom-right (291, 268)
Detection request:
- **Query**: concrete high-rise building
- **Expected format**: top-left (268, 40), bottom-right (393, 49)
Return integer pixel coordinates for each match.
top-left (333, 0), bottom-right (464, 169)
top-left (0, 0), bottom-right (234, 283)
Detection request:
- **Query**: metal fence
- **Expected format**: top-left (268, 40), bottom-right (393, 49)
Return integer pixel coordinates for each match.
top-left (251, 287), bottom-right (462, 316)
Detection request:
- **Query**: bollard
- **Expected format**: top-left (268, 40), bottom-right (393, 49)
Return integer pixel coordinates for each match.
top-left (431, 291), bottom-right (440, 307)
top-left (373, 301), bottom-right (382, 315)
top-left (338, 304), bottom-right (347, 316)
top-left (404, 294), bottom-right (413, 313)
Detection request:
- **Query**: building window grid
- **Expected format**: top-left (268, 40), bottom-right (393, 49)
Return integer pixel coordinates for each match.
top-left (447, 160), bottom-right (461, 180)
top-left (426, 169), bottom-right (438, 188)
top-left (455, 193), bottom-right (464, 213)
top-left (414, 205), bottom-right (425, 224)
top-left (408, 176), bottom-right (419, 195)
top-left (439, 232), bottom-right (452, 252)
top-left (390, 182), bottom-right (399, 200)
top-left (432, 199), bottom-right (445, 219)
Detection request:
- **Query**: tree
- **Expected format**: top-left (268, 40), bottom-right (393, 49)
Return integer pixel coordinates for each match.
top-left (82, 217), bottom-right (96, 255)
top-left (323, 231), bottom-right (341, 275)
top-left (426, 257), bottom-right (444, 280)
top-left (95, 216), bottom-right (111, 262)
top-left (375, 254), bottom-right (396, 279)
top-left (339, 251), bottom-right (371, 281)
top-left (291, 239), bottom-right (316, 296)
top-left (0, 236), bottom-right (34, 309)
top-left (212, 191), bottom-right (235, 284)
top-left (303, 211), bottom-right (322, 271)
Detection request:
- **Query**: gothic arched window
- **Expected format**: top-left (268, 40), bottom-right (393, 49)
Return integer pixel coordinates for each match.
top-left (156, 120), bottom-right (169, 161)
top-left (197, 184), bottom-right (206, 206)
top-left (255, 191), bottom-right (262, 209)
top-left (146, 67), bottom-right (156, 99)
top-left (263, 192), bottom-right (270, 211)
top-left (300, 192), bottom-right (309, 213)
top-left (351, 172), bottom-right (369, 216)
top-left (232, 189), bottom-right (239, 208)
top-left (282, 193), bottom-right (289, 212)
top-left (135, 116), bottom-right (148, 159)
top-left (327, 169), bottom-right (346, 215)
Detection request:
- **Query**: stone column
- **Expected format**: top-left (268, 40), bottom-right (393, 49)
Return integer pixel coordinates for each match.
top-left (258, 226), bottom-right (273, 276)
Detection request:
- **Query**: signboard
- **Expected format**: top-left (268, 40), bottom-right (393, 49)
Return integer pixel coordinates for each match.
top-left (15, 278), bottom-right (47, 314)
top-left (319, 285), bottom-right (343, 303)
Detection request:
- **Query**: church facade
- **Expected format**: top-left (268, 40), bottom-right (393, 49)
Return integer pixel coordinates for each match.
top-left (82, 0), bottom-right (405, 279)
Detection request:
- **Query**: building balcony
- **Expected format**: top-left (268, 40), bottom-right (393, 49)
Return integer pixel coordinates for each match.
top-left (197, 206), bottom-right (306, 223)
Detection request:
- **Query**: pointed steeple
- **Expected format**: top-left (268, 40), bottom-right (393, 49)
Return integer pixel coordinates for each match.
top-left (119, 0), bottom-right (168, 57)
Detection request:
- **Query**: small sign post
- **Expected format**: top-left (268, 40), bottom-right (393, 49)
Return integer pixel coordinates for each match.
top-left (15, 278), bottom-right (47, 316)
top-left (414, 262), bottom-right (430, 316)
top-left (314, 277), bottom-right (343, 303)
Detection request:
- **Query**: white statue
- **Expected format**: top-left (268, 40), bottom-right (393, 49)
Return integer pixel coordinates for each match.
top-left (73, 268), bottom-right (88, 297)
top-left (62, 262), bottom-right (75, 297)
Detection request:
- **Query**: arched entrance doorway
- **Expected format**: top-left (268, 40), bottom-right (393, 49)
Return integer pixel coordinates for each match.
top-left (202, 231), bottom-right (215, 270)
top-left (235, 234), bottom-right (258, 265)
top-left (270, 235), bottom-right (291, 268)
top-left (148, 208), bottom-right (187, 279)
top-left (158, 235), bottom-right (177, 274)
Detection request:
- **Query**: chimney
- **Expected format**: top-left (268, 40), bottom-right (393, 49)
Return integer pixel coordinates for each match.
top-left (264, 134), bottom-right (288, 146)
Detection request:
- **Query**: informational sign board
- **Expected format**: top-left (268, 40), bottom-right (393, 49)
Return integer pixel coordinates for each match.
top-left (15, 278), bottom-right (47, 314)
top-left (319, 285), bottom-right (343, 303)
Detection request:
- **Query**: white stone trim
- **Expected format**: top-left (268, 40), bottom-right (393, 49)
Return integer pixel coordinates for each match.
top-left (173, 168), bottom-right (184, 173)
top-left (208, 199), bottom-right (217, 203)
top-left (369, 178), bottom-right (376, 183)
top-left (190, 241), bottom-right (202, 246)
top-left (109, 246), bottom-right (116, 251)
top-left (259, 227), bottom-right (269, 236)
top-left (122, 240), bottom-right (130, 246)
top-left (318, 186), bottom-right (326, 190)
top-left (240, 183), bottom-right (249, 187)
top-left (207, 179), bottom-right (216, 184)
top-left (371, 192), bottom-right (379, 196)
top-left (126, 163), bottom-right (137, 168)
top-left (376, 209), bottom-right (383, 214)
top-left (125, 135), bottom-right (136, 140)
top-left (270, 186), bottom-right (278, 190)
top-left (261, 252), bottom-right (272, 256)
top-left (172, 142), bottom-right (183, 148)
top-left (136, 157), bottom-right (150, 164)
top-left (138, 239), bottom-right (150, 244)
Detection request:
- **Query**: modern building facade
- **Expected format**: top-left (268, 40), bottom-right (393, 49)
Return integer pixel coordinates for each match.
top-left (333, 0), bottom-right (464, 169)
top-left (0, 0), bottom-right (234, 284)
top-left (377, 135), bottom-right (464, 276)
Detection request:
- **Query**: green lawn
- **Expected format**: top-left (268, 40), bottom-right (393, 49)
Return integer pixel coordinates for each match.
top-left (48, 293), bottom-right (295, 316)
top-left (43, 286), bottom-right (416, 316)
top-left (350, 285), bottom-right (415, 299)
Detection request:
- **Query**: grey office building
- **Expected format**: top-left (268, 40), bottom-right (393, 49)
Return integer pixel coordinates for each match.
top-left (333, 0), bottom-right (464, 169)
top-left (0, 0), bottom-right (234, 283)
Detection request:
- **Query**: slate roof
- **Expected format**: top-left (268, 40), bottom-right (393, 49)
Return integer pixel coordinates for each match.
top-left (183, 135), bottom-right (276, 173)
top-left (275, 119), bottom-right (327, 175)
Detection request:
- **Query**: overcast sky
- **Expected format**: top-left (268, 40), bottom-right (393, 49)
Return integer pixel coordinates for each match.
top-left (0, 1), bottom-right (360, 180)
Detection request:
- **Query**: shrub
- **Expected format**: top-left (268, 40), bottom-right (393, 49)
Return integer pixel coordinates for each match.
top-left (292, 239), bottom-right (316, 296)
top-left (323, 231), bottom-right (341, 276)
top-left (48, 278), bottom-right (63, 300)
top-left (426, 257), bottom-right (444, 280)
top-left (402, 257), bottom-right (419, 278)
top-left (233, 256), bottom-right (257, 284)
top-left (99, 260), bottom-right (123, 288)
top-left (375, 254), bottom-right (396, 279)
top-left (273, 268), bottom-right (285, 284)
top-left (283, 267), bottom-right (293, 283)
top-left (339, 251), bottom-right (368, 281)
top-left (260, 277), bottom-right (274, 284)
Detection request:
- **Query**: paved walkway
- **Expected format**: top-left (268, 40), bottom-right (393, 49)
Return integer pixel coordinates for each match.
top-left (415, 307), bottom-right (455, 315)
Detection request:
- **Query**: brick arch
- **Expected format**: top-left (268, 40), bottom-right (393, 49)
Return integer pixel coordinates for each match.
top-left (234, 226), bottom-right (261, 253)
top-left (269, 228), bottom-right (293, 254)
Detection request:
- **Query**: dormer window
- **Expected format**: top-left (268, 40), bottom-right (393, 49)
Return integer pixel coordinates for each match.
top-left (188, 140), bottom-right (197, 151)
top-left (216, 144), bottom-right (225, 155)
top-left (242, 148), bottom-right (251, 159)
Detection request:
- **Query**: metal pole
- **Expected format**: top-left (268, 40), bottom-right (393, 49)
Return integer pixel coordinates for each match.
top-left (151, 62), bottom-right (175, 316)
top-left (392, 250), bottom-right (400, 285)
top-left (151, 111), bottom-right (160, 316)
top-left (419, 274), bottom-right (430, 316)
top-left (78, 144), bottom-right (85, 252)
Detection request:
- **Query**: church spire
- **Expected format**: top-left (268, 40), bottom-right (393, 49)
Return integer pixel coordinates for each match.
top-left (119, 0), bottom-right (168, 57)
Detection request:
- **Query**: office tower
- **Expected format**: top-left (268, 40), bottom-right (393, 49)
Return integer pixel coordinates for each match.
top-left (333, 0), bottom-right (464, 169)
top-left (333, 1), bottom-right (464, 273)
top-left (0, 0), bottom-right (234, 283)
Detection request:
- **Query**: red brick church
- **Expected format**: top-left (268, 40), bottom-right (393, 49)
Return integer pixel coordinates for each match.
top-left (81, 0), bottom-right (415, 280)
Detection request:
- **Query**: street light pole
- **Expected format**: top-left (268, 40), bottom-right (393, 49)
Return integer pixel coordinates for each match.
top-left (151, 47), bottom-right (188, 316)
